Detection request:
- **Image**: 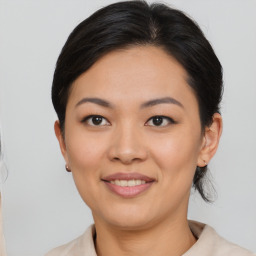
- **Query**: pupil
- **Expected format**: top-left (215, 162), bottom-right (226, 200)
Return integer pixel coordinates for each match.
top-left (92, 116), bottom-right (102, 125)
top-left (153, 117), bottom-right (163, 126)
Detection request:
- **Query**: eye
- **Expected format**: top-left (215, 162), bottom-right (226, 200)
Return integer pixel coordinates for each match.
top-left (82, 115), bottom-right (110, 126)
top-left (145, 116), bottom-right (175, 127)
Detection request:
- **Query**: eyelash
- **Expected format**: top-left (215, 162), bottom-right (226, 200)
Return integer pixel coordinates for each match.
top-left (81, 115), bottom-right (110, 126)
top-left (81, 115), bottom-right (176, 127)
top-left (145, 116), bottom-right (176, 127)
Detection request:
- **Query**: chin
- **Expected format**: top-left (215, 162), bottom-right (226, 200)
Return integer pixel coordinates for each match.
top-left (109, 216), bottom-right (153, 230)
top-left (94, 204), bottom-right (157, 230)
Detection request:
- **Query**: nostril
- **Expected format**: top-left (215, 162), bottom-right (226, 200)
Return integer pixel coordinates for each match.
top-left (107, 137), bottom-right (148, 164)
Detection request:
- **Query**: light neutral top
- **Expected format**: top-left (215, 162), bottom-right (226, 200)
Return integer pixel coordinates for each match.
top-left (0, 194), bottom-right (7, 256)
top-left (46, 220), bottom-right (254, 256)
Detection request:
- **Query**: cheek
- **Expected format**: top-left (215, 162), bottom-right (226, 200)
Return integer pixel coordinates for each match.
top-left (66, 129), bottom-right (106, 169)
top-left (151, 128), bottom-right (201, 180)
top-left (149, 130), bottom-right (201, 209)
top-left (64, 130), bottom-right (108, 205)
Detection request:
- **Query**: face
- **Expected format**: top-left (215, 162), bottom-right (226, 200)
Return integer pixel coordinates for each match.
top-left (55, 46), bottom-right (217, 230)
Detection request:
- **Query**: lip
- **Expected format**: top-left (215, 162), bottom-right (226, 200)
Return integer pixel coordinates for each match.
top-left (102, 172), bottom-right (155, 182)
top-left (102, 172), bottom-right (155, 198)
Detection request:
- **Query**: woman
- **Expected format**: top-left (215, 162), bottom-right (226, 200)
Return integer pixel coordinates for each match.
top-left (46, 1), bottom-right (254, 255)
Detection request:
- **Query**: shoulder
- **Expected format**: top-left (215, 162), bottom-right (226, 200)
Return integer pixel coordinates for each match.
top-left (45, 225), bottom-right (97, 256)
top-left (186, 220), bottom-right (255, 256)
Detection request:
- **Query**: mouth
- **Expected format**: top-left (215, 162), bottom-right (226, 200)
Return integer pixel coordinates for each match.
top-left (101, 173), bottom-right (155, 198)
top-left (108, 179), bottom-right (148, 186)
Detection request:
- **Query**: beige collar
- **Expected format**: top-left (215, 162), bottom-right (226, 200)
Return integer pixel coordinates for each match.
top-left (46, 220), bottom-right (254, 256)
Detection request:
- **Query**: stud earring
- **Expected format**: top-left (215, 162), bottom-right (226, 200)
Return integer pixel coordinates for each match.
top-left (203, 160), bottom-right (207, 166)
top-left (65, 164), bottom-right (71, 172)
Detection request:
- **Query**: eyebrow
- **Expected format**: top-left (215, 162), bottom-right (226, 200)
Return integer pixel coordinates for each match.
top-left (75, 96), bottom-right (184, 109)
top-left (140, 97), bottom-right (184, 109)
top-left (75, 97), bottom-right (113, 108)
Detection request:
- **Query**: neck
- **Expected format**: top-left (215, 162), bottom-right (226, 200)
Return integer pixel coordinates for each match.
top-left (94, 215), bottom-right (196, 256)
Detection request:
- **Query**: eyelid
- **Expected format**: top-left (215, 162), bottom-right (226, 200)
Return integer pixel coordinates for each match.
top-left (81, 115), bottom-right (176, 127)
top-left (81, 115), bottom-right (111, 126)
top-left (145, 115), bottom-right (176, 127)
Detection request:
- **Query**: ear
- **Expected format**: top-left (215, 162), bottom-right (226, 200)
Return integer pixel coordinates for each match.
top-left (197, 113), bottom-right (223, 167)
top-left (54, 120), bottom-right (69, 164)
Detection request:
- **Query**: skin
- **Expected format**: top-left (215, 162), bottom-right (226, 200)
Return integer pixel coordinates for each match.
top-left (55, 46), bottom-right (222, 256)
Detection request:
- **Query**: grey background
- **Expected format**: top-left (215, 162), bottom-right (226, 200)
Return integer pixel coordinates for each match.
top-left (0, 0), bottom-right (255, 255)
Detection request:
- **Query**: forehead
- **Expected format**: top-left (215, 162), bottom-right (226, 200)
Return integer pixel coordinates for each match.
top-left (69, 46), bottom-right (197, 108)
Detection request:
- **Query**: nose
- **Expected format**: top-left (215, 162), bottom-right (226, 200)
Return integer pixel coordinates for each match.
top-left (107, 124), bottom-right (148, 165)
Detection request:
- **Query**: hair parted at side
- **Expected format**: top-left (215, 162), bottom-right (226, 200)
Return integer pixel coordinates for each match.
top-left (52, 0), bottom-right (223, 202)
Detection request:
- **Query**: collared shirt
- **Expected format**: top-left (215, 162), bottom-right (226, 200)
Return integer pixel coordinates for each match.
top-left (46, 220), bottom-right (254, 256)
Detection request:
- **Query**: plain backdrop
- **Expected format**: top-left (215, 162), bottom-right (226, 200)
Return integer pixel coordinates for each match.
top-left (0, 0), bottom-right (256, 255)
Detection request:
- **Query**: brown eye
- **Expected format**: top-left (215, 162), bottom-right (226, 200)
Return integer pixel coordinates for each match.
top-left (152, 116), bottom-right (163, 126)
top-left (83, 115), bottom-right (110, 126)
top-left (146, 116), bottom-right (175, 127)
top-left (92, 116), bottom-right (103, 125)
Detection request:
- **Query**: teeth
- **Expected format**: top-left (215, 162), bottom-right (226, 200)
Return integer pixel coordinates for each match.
top-left (127, 180), bottom-right (135, 186)
top-left (109, 179), bottom-right (147, 187)
top-left (120, 180), bottom-right (127, 186)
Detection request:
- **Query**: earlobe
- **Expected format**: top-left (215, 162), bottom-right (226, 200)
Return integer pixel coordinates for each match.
top-left (197, 113), bottom-right (223, 167)
top-left (54, 120), bottom-right (68, 162)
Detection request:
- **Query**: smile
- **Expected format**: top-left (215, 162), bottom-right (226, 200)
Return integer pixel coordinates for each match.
top-left (102, 173), bottom-right (155, 198)
top-left (109, 179), bottom-right (146, 186)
